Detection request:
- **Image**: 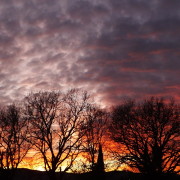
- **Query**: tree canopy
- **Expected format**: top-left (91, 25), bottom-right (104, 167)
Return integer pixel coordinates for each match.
top-left (110, 97), bottom-right (180, 175)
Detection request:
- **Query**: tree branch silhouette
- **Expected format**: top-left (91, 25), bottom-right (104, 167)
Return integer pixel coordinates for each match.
top-left (110, 97), bottom-right (180, 177)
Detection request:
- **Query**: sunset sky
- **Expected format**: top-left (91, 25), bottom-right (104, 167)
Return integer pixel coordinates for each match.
top-left (0, 0), bottom-right (180, 107)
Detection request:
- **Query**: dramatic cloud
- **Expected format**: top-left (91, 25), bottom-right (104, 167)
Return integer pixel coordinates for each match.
top-left (0, 0), bottom-right (179, 107)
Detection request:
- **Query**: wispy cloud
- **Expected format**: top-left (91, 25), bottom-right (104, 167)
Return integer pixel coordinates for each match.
top-left (0, 0), bottom-right (179, 106)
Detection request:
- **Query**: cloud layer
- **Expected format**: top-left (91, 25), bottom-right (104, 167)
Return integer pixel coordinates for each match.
top-left (0, 0), bottom-right (180, 106)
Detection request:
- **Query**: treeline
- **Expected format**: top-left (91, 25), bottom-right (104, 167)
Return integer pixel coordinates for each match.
top-left (0, 89), bottom-right (179, 180)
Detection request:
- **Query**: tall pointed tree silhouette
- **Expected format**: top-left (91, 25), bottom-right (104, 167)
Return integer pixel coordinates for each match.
top-left (96, 143), bottom-right (105, 173)
top-left (82, 106), bottom-right (108, 172)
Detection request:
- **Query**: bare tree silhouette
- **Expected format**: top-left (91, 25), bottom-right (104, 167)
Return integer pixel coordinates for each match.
top-left (82, 106), bottom-right (108, 173)
top-left (0, 104), bottom-right (30, 180)
top-left (24, 89), bottom-right (91, 180)
top-left (110, 97), bottom-right (180, 177)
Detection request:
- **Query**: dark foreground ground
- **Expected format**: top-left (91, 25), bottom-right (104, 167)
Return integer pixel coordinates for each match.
top-left (0, 168), bottom-right (179, 180)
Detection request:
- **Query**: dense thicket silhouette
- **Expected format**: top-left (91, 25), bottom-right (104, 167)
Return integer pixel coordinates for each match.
top-left (110, 97), bottom-right (180, 177)
top-left (24, 89), bottom-right (91, 180)
top-left (0, 104), bottom-right (30, 180)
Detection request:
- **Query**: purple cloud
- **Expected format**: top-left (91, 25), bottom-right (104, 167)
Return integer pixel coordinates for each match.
top-left (0, 0), bottom-right (179, 107)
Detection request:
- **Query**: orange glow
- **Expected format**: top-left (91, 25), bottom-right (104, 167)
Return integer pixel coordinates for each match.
top-left (15, 136), bottom-right (129, 172)
top-left (18, 151), bottom-right (45, 171)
